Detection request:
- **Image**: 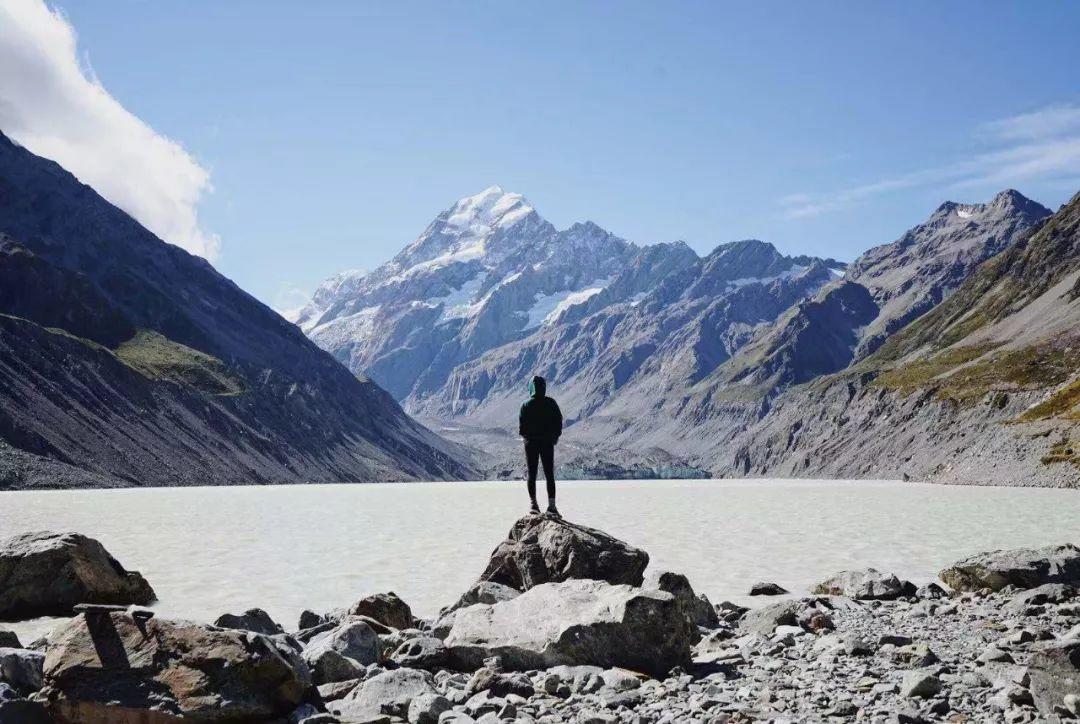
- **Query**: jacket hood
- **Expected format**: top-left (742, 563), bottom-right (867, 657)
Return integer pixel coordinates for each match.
top-left (529, 375), bottom-right (546, 397)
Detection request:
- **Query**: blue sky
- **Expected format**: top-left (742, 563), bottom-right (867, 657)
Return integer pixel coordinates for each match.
top-left (3, 1), bottom-right (1079, 311)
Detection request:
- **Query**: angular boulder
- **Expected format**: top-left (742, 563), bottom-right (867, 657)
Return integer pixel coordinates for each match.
top-left (213, 607), bottom-right (284, 635)
top-left (1028, 639), bottom-right (1080, 723)
top-left (0, 532), bottom-right (155, 619)
top-left (812, 568), bottom-right (914, 600)
top-left (390, 637), bottom-right (448, 670)
top-left (444, 579), bottom-right (694, 676)
top-left (940, 544), bottom-right (1080, 592)
top-left (643, 570), bottom-right (719, 629)
top-left (478, 514), bottom-right (649, 592)
top-left (738, 600), bottom-right (800, 636)
top-left (302, 620), bottom-right (381, 670)
top-left (349, 592), bottom-right (413, 630)
top-left (36, 612), bottom-right (312, 722)
top-left (333, 668), bottom-right (436, 720)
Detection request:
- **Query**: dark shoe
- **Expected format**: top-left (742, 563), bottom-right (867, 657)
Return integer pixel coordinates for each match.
top-left (529, 500), bottom-right (541, 514)
top-left (546, 502), bottom-right (561, 518)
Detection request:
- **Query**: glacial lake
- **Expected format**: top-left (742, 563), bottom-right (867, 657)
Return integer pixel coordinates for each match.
top-left (2, 478), bottom-right (1078, 641)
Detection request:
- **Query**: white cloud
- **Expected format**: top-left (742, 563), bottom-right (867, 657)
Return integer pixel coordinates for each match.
top-left (780, 104), bottom-right (1080, 219)
top-left (272, 283), bottom-right (312, 323)
top-left (0, 0), bottom-right (219, 259)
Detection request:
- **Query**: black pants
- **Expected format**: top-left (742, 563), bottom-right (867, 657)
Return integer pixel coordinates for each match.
top-left (524, 439), bottom-right (555, 501)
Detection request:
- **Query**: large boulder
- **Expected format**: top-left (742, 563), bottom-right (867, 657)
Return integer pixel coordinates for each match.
top-left (302, 620), bottom-right (381, 671)
top-left (332, 668), bottom-right (436, 720)
top-left (940, 544), bottom-right (1080, 592)
top-left (1028, 639), bottom-right (1080, 722)
top-left (643, 570), bottom-right (719, 629)
top-left (0, 532), bottom-right (155, 619)
top-left (36, 612), bottom-right (312, 722)
top-left (812, 568), bottom-right (914, 600)
top-left (738, 600), bottom-right (800, 636)
top-left (348, 592), bottom-right (413, 630)
top-left (478, 514), bottom-right (649, 592)
top-left (444, 579), bottom-right (694, 676)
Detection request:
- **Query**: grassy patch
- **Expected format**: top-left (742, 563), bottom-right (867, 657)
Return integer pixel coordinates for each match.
top-left (1018, 378), bottom-right (1080, 422)
top-left (1041, 439), bottom-right (1080, 470)
top-left (872, 345), bottom-right (992, 395)
top-left (115, 330), bottom-right (244, 396)
top-left (874, 344), bottom-right (1080, 410)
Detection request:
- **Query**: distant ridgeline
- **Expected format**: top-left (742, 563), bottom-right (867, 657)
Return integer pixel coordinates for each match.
top-left (0, 132), bottom-right (476, 489)
top-left (303, 184), bottom-right (1080, 486)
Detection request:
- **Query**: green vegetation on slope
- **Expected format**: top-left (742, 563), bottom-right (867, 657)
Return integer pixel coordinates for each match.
top-left (874, 344), bottom-right (1080, 411)
top-left (116, 330), bottom-right (244, 396)
top-left (873, 191), bottom-right (1080, 363)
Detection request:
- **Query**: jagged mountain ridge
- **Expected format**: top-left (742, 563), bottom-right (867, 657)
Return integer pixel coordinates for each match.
top-left (674, 189), bottom-right (1052, 406)
top-left (299, 188), bottom-right (846, 426)
top-left (701, 190), bottom-right (1080, 485)
top-left (0, 132), bottom-right (475, 489)
top-left (297, 187), bottom-right (639, 400)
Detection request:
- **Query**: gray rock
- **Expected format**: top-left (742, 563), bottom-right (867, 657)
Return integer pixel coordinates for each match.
top-left (601, 668), bottom-right (641, 691)
top-left (444, 581), bottom-right (521, 613)
top-left (214, 607), bottom-right (284, 635)
top-left (1006, 583), bottom-right (1078, 615)
top-left (337, 668), bottom-right (437, 719)
top-left (433, 582), bottom-right (523, 639)
top-left (941, 544), bottom-right (1080, 592)
top-left (445, 579), bottom-right (693, 676)
top-left (0, 633), bottom-right (18, 650)
top-left (916, 582), bottom-right (948, 600)
top-left (1028, 639), bottom-right (1080, 723)
top-left (318, 678), bottom-right (362, 702)
top-left (900, 670), bottom-right (943, 698)
top-left (307, 648), bottom-right (366, 685)
top-left (477, 515), bottom-right (649, 592)
top-left (738, 600), bottom-right (799, 635)
top-left (0, 531), bottom-right (155, 618)
top-left (812, 568), bottom-right (913, 600)
top-left (350, 592), bottom-right (414, 630)
top-left (303, 620), bottom-right (381, 670)
top-left (392, 637), bottom-right (449, 670)
top-left (644, 569), bottom-right (719, 629)
top-left (894, 643), bottom-right (940, 667)
top-left (407, 692), bottom-right (451, 724)
top-left (298, 609), bottom-right (327, 630)
top-left (0, 648), bottom-right (44, 695)
top-left (749, 582), bottom-right (789, 596)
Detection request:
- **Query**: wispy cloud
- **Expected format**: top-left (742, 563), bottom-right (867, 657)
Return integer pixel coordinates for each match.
top-left (0, 0), bottom-right (219, 259)
top-left (780, 104), bottom-right (1080, 218)
top-left (272, 282), bottom-right (312, 323)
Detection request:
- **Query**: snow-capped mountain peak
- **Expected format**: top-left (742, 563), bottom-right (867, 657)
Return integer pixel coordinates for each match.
top-left (394, 186), bottom-right (545, 271)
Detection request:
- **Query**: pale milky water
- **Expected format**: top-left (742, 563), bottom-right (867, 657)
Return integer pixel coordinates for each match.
top-left (1, 478), bottom-right (1078, 641)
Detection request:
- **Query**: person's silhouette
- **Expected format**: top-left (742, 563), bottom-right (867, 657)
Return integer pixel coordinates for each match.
top-left (518, 375), bottom-right (563, 516)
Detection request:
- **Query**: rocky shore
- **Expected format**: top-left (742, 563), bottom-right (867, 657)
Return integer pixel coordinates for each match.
top-left (1, 518), bottom-right (1079, 723)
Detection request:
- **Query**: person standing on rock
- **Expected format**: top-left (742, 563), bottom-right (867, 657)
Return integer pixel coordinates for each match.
top-left (519, 375), bottom-right (563, 516)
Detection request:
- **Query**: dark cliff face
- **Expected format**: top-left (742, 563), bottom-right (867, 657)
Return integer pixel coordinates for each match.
top-left (0, 132), bottom-right (474, 488)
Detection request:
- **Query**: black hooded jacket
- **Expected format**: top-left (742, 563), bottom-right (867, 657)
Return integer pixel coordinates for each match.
top-left (518, 376), bottom-right (563, 443)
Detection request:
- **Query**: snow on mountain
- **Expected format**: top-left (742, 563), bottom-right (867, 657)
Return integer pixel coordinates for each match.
top-left (297, 187), bottom-right (636, 399)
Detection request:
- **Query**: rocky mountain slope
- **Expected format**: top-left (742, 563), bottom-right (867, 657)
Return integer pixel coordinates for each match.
top-left (700, 190), bottom-right (1080, 485)
top-left (303, 184), bottom-right (1065, 484)
top-left (0, 132), bottom-right (474, 489)
top-left (296, 187), bottom-right (639, 400)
